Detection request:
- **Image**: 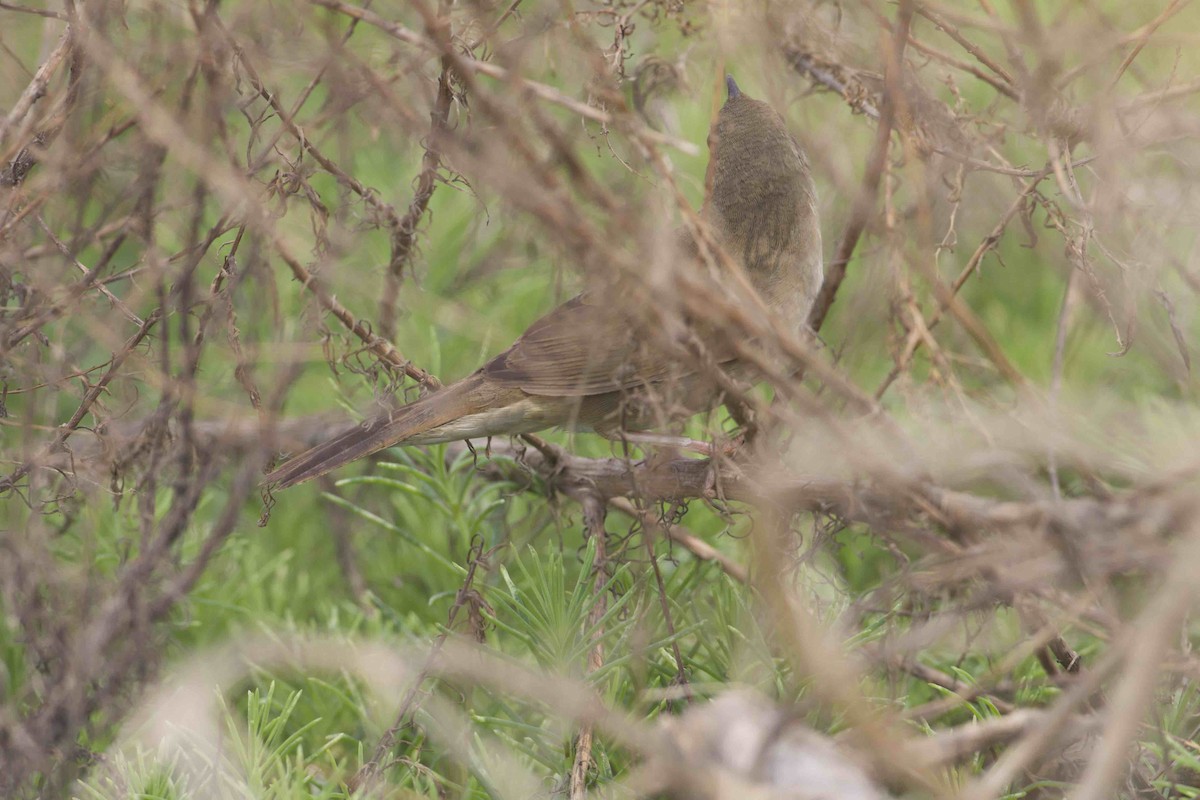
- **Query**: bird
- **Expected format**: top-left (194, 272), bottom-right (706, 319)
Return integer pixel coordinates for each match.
top-left (264, 75), bottom-right (822, 489)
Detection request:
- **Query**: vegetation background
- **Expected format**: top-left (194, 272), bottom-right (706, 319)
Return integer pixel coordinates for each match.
top-left (2, 1), bottom-right (1200, 798)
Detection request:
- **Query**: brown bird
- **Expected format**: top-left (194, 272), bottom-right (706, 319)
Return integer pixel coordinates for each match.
top-left (265, 76), bottom-right (822, 488)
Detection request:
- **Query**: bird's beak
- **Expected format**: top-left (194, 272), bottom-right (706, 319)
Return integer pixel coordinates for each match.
top-left (725, 75), bottom-right (741, 102)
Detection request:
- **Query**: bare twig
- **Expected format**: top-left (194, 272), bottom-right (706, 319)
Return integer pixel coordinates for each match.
top-left (807, 0), bottom-right (914, 332)
top-left (569, 494), bottom-right (609, 800)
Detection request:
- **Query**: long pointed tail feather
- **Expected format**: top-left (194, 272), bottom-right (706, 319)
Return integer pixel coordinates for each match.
top-left (263, 377), bottom-right (480, 488)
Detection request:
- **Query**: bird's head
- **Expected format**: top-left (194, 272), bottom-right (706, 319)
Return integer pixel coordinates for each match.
top-left (703, 74), bottom-right (821, 293)
top-left (706, 76), bottom-right (810, 211)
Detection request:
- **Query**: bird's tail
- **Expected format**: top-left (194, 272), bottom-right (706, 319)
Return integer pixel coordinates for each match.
top-left (263, 376), bottom-right (481, 488)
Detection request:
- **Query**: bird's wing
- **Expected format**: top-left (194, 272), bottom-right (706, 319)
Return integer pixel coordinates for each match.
top-left (481, 294), bottom-right (674, 397)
